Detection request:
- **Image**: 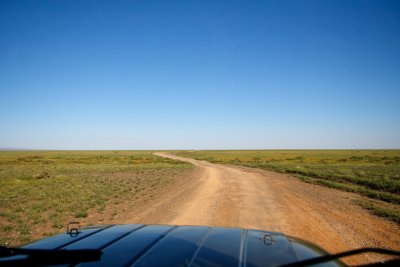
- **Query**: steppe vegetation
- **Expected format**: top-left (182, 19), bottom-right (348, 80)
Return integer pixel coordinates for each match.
top-left (0, 151), bottom-right (191, 246)
top-left (176, 150), bottom-right (400, 222)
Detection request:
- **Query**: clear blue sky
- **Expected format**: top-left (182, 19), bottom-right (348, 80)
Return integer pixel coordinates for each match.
top-left (1, 0), bottom-right (399, 149)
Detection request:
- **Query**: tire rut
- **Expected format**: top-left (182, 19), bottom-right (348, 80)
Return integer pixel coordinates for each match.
top-left (127, 153), bottom-right (400, 265)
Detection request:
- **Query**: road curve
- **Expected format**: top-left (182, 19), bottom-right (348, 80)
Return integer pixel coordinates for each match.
top-left (127, 152), bottom-right (400, 264)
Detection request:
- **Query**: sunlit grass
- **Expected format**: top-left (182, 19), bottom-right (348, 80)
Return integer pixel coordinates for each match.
top-left (0, 151), bottom-right (191, 246)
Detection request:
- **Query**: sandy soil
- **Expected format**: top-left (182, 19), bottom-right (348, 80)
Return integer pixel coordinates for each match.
top-left (125, 153), bottom-right (400, 265)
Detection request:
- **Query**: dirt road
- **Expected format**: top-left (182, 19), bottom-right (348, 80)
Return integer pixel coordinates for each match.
top-left (125, 153), bottom-right (400, 264)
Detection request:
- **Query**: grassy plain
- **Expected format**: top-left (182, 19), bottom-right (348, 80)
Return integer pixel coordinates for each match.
top-left (0, 151), bottom-right (191, 246)
top-left (176, 150), bottom-right (400, 222)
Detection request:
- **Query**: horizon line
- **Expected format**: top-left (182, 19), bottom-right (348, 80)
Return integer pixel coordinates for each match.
top-left (1, 148), bottom-right (400, 151)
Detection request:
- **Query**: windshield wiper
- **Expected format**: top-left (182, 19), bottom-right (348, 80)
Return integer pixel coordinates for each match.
top-left (281, 248), bottom-right (400, 267)
top-left (0, 245), bottom-right (102, 267)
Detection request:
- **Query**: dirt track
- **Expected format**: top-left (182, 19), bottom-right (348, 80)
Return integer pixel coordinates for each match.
top-left (125, 153), bottom-right (400, 264)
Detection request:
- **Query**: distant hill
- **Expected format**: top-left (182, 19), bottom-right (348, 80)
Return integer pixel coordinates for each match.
top-left (0, 147), bottom-right (31, 151)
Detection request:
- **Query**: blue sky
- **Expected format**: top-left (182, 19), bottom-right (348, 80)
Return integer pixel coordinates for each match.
top-left (1, 0), bottom-right (399, 149)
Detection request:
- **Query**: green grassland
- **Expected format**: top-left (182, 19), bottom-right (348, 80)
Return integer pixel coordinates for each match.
top-left (176, 150), bottom-right (400, 222)
top-left (0, 151), bottom-right (191, 246)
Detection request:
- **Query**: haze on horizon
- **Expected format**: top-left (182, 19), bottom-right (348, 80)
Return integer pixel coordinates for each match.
top-left (1, 0), bottom-right (399, 150)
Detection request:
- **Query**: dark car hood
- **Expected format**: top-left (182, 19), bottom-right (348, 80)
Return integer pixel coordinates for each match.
top-left (18, 224), bottom-right (342, 267)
